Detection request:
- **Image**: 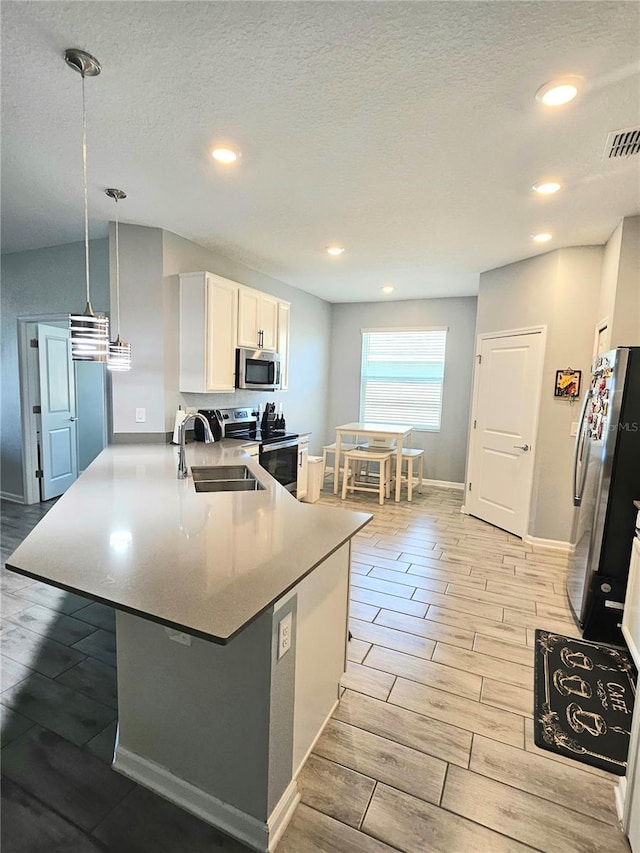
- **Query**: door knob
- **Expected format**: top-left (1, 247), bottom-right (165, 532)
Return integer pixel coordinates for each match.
top-left (69, 416), bottom-right (78, 422)
top-left (513, 443), bottom-right (529, 451)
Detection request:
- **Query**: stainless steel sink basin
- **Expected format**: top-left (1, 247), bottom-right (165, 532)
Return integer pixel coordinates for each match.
top-left (194, 479), bottom-right (264, 493)
top-left (192, 465), bottom-right (255, 481)
top-left (191, 465), bottom-right (264, 493)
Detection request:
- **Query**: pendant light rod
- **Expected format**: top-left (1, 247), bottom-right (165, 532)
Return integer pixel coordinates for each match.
top-left (66, 49), bottom-right (102, 308)
top-left (105, 188), bottom-right (132, 372)
top-left (105, 188), bottom-right (126, 336)
top-left (65, 48), bottom-right (109, 362)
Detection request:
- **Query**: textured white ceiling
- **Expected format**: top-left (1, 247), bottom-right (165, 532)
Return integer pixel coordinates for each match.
top-left (2, 1), bottom-right (639, 302)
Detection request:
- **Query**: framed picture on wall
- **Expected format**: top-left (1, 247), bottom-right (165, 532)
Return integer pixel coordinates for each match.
top-left (554, 368), bottom-right (582, 399)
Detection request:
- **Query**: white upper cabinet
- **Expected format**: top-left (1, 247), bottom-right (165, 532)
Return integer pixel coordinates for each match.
top-left (237, 287), bottom-right (279, 351)
top-left (179, 272), bottom-right (238, 393)
top-left (179, 273), bottom-right (290, 393)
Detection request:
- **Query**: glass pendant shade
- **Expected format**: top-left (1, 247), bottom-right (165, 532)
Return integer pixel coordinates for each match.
top-left (108, 334), bottom-right (131, 371)
top-left (65, 48), bottom-right (110, 362)
top-left (70, 302), bottom-right (109, 361)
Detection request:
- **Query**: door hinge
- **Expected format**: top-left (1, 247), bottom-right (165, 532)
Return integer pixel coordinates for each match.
top-left (476, 354), bottom-right (481, 364)
top-left (30, 338), bottom-right (39, 348)
top-left (473, 419), bottom-right (476, 429)
top-left (35, 469), bottom-right (43, 479)
top-left (468, 482), bottom-right (472, 491)
top-left (32, 405), bottom-right (41, 414)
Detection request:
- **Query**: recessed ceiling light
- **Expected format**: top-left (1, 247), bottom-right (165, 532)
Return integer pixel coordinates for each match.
top-left (535, 77), bottom-right (581, 107)
top-left (326, 246), bottom-right (345, 256)
top-left (532, 181), bottom-right (562, 195)
top-left (211, 147), bottom-right (239, 164)
top-left (381, 285), bottom-right (394, 294)
top-left (532, 232), bottom-right (553, 243)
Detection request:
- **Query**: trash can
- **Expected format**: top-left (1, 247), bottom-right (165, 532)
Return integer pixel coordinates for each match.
top-left (302, 456), bottom-right (324, 503)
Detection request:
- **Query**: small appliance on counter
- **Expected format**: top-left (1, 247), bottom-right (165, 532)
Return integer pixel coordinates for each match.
top-left (193, 409), bottom-right (224, 442)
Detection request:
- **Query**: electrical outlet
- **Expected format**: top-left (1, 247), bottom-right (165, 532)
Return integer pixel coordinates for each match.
top-left (165, 628), bottom-right (192, 646)
top-left (278, 612), bottom-right (292, 659)
top-left (135, 408), bottom-right (146, 423)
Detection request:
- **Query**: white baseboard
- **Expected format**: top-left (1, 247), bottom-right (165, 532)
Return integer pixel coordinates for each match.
top-left (523, 535), bottom-right (575, 554)
top-left (0, 491), bottom-right (24, 503)
top-left (113, 745), bottom-right (299, 852)
top-left (424, 479), bottom-right (464, 490)
top-left (615, 776), bottom-right (627, 824)
top-left (266, 780), bottom-right (300, 852)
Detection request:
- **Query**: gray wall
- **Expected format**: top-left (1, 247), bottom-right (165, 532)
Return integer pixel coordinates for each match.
top-left (109, 224), bottom-right (165, 435)
top-left (327, 297), bottom-right (478, 484)
top-left (161, 230), bottom-right (333, 454)
top-left (1, 239), bottom-right (109, 499)
top-left (475, 246), bottom-right (603, 543)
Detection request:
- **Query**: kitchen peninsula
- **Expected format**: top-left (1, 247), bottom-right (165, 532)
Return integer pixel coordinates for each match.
top-left (6, 441), bottom-right (372, 852)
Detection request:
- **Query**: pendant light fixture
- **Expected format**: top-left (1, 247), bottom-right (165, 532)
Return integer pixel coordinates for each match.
top-left (105, 188), bottom-right (132, 371)
top-left (65, 48), bottom-right (109, 362)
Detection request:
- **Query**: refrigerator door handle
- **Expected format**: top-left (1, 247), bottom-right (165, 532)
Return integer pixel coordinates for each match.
top-left (572, 389), bottom-right (592, 506)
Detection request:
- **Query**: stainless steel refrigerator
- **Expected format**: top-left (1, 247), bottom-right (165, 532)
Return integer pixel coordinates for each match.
top-left (567, 346), bottom-right (640, 644)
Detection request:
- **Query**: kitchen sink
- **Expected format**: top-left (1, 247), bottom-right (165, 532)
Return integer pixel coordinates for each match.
top-left (191, 465), bottom-right (264, 493)
top-left (194, 479), bottom-right (264, 493)
top-left (192, 465), bottom-right (255, 481)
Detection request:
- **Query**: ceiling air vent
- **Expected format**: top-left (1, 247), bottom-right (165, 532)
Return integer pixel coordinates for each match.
top-left (603, 127), bottom-right (640, 160)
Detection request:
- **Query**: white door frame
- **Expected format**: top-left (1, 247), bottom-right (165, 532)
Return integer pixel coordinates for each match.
top-left (17, 314), bottom-right (109, 505)
top-left (593, 316), bottom-right (611, 358)
top-left (463, 325), bottom-right (547, 540)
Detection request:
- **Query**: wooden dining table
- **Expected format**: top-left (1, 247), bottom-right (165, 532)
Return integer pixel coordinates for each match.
top-left (333, 422), bottom-right (413, 503)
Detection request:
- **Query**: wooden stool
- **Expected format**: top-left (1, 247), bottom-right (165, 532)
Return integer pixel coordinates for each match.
top-left (321, 441), bottom-right (364, 488)
top-left (400, 448), bottom-right (424, 501)
top-left (341, 448), bottom-right (393, 506)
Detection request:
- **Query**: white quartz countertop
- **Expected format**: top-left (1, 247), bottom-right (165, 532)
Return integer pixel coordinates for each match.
top-left (6, 441), bottom-right (372, 643)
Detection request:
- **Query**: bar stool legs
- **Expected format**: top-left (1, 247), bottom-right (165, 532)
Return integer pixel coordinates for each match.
top-left (341, 449), bottom-right (393, 506)
top-left (401, 449), bottom-right (424, 501)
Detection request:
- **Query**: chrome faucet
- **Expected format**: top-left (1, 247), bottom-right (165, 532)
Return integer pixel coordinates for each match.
top-left (177, 413), bottom-right (215, 479)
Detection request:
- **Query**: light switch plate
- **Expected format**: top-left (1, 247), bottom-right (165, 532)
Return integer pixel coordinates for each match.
top-left (278, 612), bottom-right (292, 659)
top-left (570, 422), bottom-right (578, 437)
top-left (135, 408), bottom-right (146, 423)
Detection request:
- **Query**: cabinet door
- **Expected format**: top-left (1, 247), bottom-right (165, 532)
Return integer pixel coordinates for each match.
top-left (259, 296), bottom-right (279, 351)
top-left (297, 446), bottom-right (309, 500)
top-left (206, 275), bottom-right (238, 391)
top-left (179, 272), bottom-right (238, 393)
top-left (277, 302), bottom-right (290, 390)
top-left (237, 288), bottom-right (260, 348)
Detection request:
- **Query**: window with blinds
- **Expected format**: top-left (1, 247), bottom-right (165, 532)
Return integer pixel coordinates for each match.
top-left (359, 328), bottom-right (447, 430)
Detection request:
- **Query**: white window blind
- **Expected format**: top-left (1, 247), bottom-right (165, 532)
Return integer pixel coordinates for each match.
top-left (359, 328), bottom-right (447, 430)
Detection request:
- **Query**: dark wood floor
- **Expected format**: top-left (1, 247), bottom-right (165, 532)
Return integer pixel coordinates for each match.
top-left (1, 498), bottom-right (252, 852)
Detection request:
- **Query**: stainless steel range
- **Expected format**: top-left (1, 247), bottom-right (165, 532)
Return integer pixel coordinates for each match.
top-left (195, 407), bottom-right (299, 496)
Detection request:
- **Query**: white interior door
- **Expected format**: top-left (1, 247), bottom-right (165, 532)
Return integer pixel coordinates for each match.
top-left (467, 330), bottom-right (545, 537)
top-left (37, 323), bottom-right (78, 499)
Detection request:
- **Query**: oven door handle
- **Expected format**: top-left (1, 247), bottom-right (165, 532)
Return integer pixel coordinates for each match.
top-left (261, 440), bottom-right (298, 453)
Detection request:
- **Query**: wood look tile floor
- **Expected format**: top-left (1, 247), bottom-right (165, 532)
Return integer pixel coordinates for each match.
top-left (0, 487), bottom-right (630, 852)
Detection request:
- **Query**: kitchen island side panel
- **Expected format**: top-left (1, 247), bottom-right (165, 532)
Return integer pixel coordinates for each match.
top-left (274, 542), bottom-right (351, 782)
top-left (114, 609), bottom-right (274, 822)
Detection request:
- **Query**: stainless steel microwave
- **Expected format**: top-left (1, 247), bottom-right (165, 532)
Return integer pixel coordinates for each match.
top-left (235, 348), bottom-right (281, 391)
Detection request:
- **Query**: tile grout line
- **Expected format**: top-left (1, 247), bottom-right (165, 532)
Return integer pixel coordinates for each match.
top-left (357, 779), bottom-right (378, 831)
